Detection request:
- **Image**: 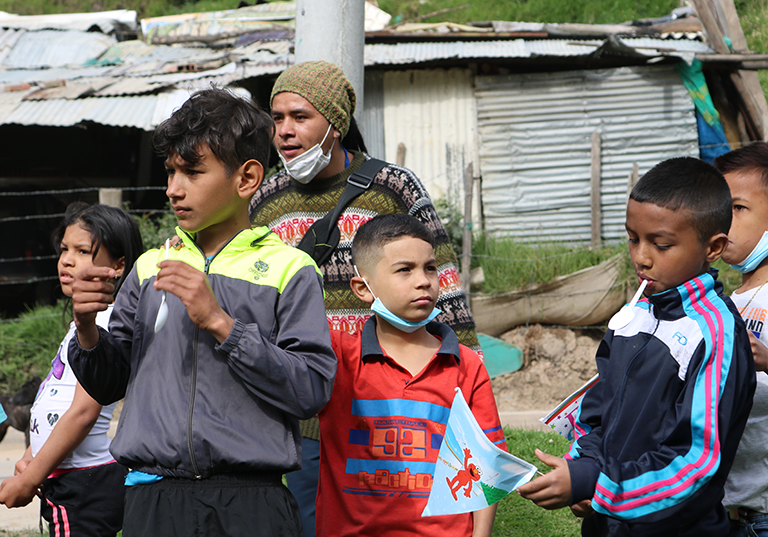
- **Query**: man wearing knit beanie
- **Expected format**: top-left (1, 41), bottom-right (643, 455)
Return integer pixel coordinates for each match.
top-left (251, 61), bottom-right (481, 537)
top-left (270, 60), bottom-right (357, 184)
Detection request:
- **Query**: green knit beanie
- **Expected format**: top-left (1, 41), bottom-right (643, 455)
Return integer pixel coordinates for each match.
top-left (270, 61), bottom-right (356, 138)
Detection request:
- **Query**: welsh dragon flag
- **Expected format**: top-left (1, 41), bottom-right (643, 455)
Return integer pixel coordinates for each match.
top-left (422, 388), bottom-right (537, 517)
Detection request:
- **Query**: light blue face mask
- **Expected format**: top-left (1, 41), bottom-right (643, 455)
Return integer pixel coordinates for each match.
top-left (354, 266), bottom-right (441, 333)
top-left (731, 231), bottom-right (768, 274)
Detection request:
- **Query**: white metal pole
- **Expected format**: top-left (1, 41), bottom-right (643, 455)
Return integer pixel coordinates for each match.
top-left (295, 0), bottom-right (366, 114)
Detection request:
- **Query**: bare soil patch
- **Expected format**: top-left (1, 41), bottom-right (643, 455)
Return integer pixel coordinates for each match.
top-left (491, 324), bottom-right (603, 412)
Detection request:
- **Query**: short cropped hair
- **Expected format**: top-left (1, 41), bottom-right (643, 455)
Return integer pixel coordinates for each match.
top-left (153, 87), bottom-right (275, 175)
top-left (351, 214), bottom-right (436, 274)
top-left (630, 157), bottom-right (732, 243)
top-left (713, 141), bottom-right (768, 190)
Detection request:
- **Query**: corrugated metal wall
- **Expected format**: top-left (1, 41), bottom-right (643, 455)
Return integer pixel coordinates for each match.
top-left (475, 65), bottom-right (698, 243)
top-left (359, 70), bottom-right (386, 160)
top-left (382, 68), bottom-right (478, 204)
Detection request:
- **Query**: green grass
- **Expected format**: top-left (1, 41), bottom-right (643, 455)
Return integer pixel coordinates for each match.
top-left (736, 0), bottom-right (768, 97)
top-left (494, 428), bottom-right (582, 536)
top-left (0, 302), bottom-right (68, 394)
top-left (471, 235), bottom-right (633, 296)
top-left (713, 258), bottom-right (743, 296)
top-left (379, 0), bottom-right (678, 26)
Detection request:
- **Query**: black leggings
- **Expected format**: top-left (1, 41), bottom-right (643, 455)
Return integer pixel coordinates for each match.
top-left (41, 461), bottom-right (127, 537)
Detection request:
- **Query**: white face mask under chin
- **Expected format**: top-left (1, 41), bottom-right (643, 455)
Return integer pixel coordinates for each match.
top-left (279, 124), bottom-right (335, 184)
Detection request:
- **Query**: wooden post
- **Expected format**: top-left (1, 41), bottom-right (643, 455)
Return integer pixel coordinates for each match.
top-left (719, 0), bottom-right (768, 140)
top-left (691, 0), bottom-right (768, 140)
top-left (396, 143), bottom-right (406, 167)
top-left (626, 162), bottom-right (639, 202)
top-left (590, 130), bottom-right (602, 248)
top-left (99, 188), bottom-right (122, 208)
top-left (462, 163), bottom-right (473, 304)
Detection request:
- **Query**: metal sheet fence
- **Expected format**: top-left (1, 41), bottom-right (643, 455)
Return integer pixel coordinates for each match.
top-left (475, 64), bottom-right (699, 243)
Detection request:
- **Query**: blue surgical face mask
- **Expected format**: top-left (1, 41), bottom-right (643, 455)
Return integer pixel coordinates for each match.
top-left (731, 231), bottom-right (768, 274)
top-left (354, 266), bottom-right (441, 333)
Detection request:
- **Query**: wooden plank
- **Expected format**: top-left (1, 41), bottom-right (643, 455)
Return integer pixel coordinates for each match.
top-left (626, 161), bottom-right (639, 202)
top-left (690, 0), bottom-right (767, 139)
top-left (99, 188), bottom-right (122, 208)
top-left (690, 0), bottom-right (729, 53)
top-left (720, 0), bottom-right (749, 51)
top-left (396, 142), bottom-right (406, 166)
top-left (703, 62), bottom-right (768, 71)
top-left (697, 53), bottom-right (768, 63)
top-left (591, 130), bottom-right (601, 249)
top-left (718, 0), bottom-right (768, 139)
top-left (461, 163), bottom-right (473, 301)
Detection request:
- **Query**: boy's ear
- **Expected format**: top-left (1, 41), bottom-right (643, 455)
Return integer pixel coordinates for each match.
top-left (705, 232), bottom-right (729, 263)
top-left (350, 276), bottom-right (374, 304)
top-left (236, 159), bottom-right (264, 199)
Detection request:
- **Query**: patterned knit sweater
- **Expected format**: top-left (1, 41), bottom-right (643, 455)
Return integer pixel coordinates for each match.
top-left (249, 150), bottom-right (480, 439)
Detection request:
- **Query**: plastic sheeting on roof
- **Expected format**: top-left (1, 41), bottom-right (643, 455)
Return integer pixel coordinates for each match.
top-left (475, 65), bottom-right (698, 243)
top-left (0, 9), bottom-right (137, 34)
top-left (2, 29), bottom-right (115, 68)
top-left (3, 88), bottom-right (190, 129)
top-left (364, 37), bottom-right (712, 65)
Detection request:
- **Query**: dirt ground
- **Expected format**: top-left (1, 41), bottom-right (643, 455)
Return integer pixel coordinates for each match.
top-left (491, 324), bottom-right (604, 412)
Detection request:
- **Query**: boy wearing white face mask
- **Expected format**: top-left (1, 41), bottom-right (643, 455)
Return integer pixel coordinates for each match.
top-left (715, 143), bottom-right (768, 537)
top-left (250, 61), bottom-right (481, 537)
top-left (315, 214), bottom-right (504, 537)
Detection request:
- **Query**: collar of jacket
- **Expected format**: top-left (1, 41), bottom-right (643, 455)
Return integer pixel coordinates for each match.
top-left (646, 268), bottom-right (722, 322)
top-left (175, 226), bottom-right (277, 259)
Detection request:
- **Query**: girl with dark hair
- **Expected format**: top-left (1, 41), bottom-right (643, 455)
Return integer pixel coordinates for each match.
top-left (0, 202), bottom-right (144, 537)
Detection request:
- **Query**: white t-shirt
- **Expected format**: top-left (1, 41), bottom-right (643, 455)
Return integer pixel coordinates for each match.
top-left (30, 306), bottom-right (117, 470)
top-left (723, 284), bottom-right (768, 512)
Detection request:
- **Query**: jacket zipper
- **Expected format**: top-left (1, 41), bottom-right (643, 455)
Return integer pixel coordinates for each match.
top-left (605, 315), bottom-right (659, 441)
top-left (182, 230), bottom-right (245, 479)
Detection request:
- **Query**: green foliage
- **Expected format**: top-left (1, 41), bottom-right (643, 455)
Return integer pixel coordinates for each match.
top-left (132, 204), bottom-right (178, 250)
top-left (712, 258), bottom-right (742, 296)
top-left (472, 235), bottom-right (633, 295)
top-left (493, 428), bottom-right (581, 536)
top-left (0, 302), bottom-right (68, 395)
top-left (735, 0), bottom-right (768, 97)
top-left (434, 197), bottom-right (465, 256)
top-left (380, 0), bottom-right (678, 26)
top-left (0, 0), bottom-right (229, 20)
top-left (0, 530), bottom-right (48, 537)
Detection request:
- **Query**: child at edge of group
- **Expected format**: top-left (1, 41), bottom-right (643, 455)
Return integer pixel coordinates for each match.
top-left (316, 213), bottom-right (506, 537)
top-left (66, 88), bottom-right (337, 537)
top-left (714, 142), bottom-right (768, 537)
top-left (517, 157), bottom-right (756, 537)
top-left (0, 202), bottom-right (144, 537)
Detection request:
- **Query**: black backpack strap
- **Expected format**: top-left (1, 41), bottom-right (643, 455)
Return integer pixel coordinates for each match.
top-left (297, 158), bottom-right (387, 265)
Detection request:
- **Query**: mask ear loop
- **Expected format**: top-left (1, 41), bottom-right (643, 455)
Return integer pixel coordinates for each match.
top-left (353, 265), bottom-right (378, 300)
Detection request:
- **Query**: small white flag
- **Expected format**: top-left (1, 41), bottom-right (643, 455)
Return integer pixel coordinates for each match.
top-left (422, 388), bottom-right (537, 517)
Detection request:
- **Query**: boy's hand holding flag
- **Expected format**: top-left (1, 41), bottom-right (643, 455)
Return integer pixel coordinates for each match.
top-left (422, 388), bottom-right (538, 517)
